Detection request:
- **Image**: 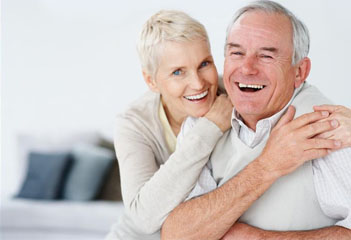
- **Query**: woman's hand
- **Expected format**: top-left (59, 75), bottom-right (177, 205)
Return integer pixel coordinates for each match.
top-left (258, 106), bottom-right (342, 177)
top-left (204, 94), bottom-right (233, 133)
top-left (313, 105), bottom-right (351, 148)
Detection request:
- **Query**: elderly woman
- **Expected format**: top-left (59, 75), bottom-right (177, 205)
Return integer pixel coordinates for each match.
top-left (106, 10), bottom-right (351, 240)
top-left (106, 10), bottom-right (232, 240)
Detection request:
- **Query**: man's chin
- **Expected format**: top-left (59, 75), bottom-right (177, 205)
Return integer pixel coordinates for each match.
top-left (235, 105), bottom-right (265, 120)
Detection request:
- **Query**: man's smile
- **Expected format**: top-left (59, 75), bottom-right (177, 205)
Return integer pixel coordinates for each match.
top-left (237, 82), bottom-right (266, 92)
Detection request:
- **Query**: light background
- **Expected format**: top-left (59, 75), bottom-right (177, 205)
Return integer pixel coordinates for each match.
top-left (1, 0), bottom-right (350, 198)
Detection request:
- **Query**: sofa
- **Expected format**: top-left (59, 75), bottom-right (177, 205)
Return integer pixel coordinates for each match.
top-left (0, 132), bottom-right (125, 240)
top-left (0, 198), bottom-right (124, 240)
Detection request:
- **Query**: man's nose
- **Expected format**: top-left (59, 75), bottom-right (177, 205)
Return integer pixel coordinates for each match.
top-left (241, 56), bottom-right (258, 75)
top-left (189, 72), bottom-right (205, 90)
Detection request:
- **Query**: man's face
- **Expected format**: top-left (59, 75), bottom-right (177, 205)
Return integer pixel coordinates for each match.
top-left (223, 11), bottom-right (303, 128)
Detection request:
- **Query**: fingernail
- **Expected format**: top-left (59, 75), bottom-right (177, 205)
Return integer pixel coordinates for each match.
top-left (327, 149), bottom-right (332, 154)
top-left (331, 120), bottom-right (338, 128)
top-left (334, 140), bottom-right (341, 147)
top-left (322, 111), bottom-right (329, 117)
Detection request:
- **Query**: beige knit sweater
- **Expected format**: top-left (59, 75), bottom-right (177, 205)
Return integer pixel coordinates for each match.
top-left (106, 91), bottom-right (223, 239)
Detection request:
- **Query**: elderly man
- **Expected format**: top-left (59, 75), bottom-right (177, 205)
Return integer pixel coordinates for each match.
top-left (161, 1), bottom-right (351, 239)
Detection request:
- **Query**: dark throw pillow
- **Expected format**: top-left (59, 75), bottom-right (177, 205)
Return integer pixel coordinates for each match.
top-left (16, 152), bottom-right (72, 200)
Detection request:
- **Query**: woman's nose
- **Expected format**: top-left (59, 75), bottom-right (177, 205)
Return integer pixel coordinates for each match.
top-left (189, 72), bottom-right (205, 90)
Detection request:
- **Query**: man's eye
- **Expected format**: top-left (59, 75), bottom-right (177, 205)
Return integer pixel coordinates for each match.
top-left (261, 55), bottom-right (273, 59)
top-left (172, 69), bottom-right (182, 76)
top-left (200, 61), bottom-right (209, 68)
top-left (231, 52), bottom-right (243, 56)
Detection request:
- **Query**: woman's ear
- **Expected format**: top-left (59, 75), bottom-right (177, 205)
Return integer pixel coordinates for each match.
top-left (294, 57), bottom-right (311, 88)
top-left (143, 71), bottom-right (160, 92)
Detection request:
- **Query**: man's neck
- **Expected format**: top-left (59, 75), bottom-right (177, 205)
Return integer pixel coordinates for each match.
top-left (240, 112), bottom-right (274, 132)
top-left (239, 109), bottom-right (282, 132)
top-left (242, 117), bottom-right (259, 132)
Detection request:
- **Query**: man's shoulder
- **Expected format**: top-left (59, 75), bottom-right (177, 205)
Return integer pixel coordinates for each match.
top-left (292, 83), bottom-right (333, 118)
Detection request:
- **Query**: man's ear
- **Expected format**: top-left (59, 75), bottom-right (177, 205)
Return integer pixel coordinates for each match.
top-left (143, 71), bottom-right (160, 92)
top-left (294, 57), bottom-right (311, 88)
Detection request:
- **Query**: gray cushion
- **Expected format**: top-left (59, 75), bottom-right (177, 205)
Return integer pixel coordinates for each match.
top-left (62, 144), bottom-right (114, 201)
top-left (16, 152), bottom-right (72, 199)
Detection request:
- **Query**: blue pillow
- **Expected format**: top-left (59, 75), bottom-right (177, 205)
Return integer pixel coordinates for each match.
top-left (62, 144), bottom-right (114, 201)
top-left (16, 152), bottom-right (72, 199)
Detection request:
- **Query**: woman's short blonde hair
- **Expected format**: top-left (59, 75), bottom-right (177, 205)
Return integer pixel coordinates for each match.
top-left (137, 10), bottom-right (210, 78)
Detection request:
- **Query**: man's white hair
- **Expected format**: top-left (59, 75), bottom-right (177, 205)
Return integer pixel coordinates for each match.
top-left (137, 10), bottom-right (210, 77)
top-left (225, 0), bottom-right (310, 65)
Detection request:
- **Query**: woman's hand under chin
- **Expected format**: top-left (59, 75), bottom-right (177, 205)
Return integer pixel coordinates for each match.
top-left (204, 94), bottom-right (233, 133)
top-left (313, 105), bottom-right (351, 148)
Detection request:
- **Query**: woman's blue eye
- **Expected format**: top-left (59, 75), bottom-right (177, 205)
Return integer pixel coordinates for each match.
top-left (173, 69), bottom-right (181, 76)
top-left (201, 61), bottom-right (209, 67)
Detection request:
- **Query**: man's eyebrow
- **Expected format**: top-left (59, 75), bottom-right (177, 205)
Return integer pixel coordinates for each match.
top-left (226, 44), bottom-right (277, 52)
top-left (260, 47), bottom-right (278, 52)
top-left (226, 43), bottom-right (241, 49)
top-left (226, 44), bottom-right (278, 54)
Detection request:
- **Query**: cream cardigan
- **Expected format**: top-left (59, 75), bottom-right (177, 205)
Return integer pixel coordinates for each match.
top-left (106, 91), bottom-right (223, 239)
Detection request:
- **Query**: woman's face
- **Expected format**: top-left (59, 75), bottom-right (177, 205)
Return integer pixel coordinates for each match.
top-left (151, 39), bottom-right (218, 121)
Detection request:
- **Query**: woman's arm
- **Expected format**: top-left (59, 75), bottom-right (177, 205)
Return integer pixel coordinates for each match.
top-left (116, 117), bottom-right (222, 234)
top-left (116, 94), bottom-right (232, 234)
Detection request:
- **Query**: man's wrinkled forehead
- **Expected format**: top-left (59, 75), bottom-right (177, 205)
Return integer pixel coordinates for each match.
top-left (227, 11), bottom-right (293, 51)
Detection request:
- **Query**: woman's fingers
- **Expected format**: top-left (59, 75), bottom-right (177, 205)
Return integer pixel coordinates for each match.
top-left (298, 119), bottom-right (339, 139)
top-left (204, 94), bottom-right (233, 133)
top-left (305, 138), bottom-right (341, 150)
top-left (313, 104), bottom-right (341, 113)
top-left (314, 130), bottom-right (335, 140)
top-left (314, 105), bottom-right (351, 147)
top-left (287, 110), bottom-right (330, 131)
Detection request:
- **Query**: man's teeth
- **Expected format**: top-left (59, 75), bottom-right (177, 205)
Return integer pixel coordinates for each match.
top-left (184, 90), bottom-right (208, 100)
top-left (238, 83), bottom-right (264, 89)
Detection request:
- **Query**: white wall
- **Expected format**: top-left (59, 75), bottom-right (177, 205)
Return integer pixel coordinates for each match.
top-left (2, 0), bottom-right (351, 198)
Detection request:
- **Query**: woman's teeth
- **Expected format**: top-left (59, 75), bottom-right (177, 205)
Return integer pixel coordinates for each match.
top-left (184, 90), bottom-right (208, 100)
top-left (238, 83), bottom-right (264, 89)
